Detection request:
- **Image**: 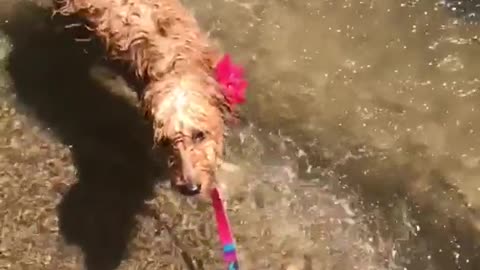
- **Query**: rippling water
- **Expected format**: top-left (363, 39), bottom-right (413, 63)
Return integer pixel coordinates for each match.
top-left (185, 0), bottom-right (480, 269)
top-left (1, 0), bottom-right (480, 269)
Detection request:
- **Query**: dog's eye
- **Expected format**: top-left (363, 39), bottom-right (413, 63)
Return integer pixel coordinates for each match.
top-left (192, 130), bottom-right (206, 143)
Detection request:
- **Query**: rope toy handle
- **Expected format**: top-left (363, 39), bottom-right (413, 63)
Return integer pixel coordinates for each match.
top-left (211, 188), bottom-right (240, 269)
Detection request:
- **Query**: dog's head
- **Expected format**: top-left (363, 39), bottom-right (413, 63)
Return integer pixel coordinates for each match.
top-left (144, 72), bottom-right (233, 197)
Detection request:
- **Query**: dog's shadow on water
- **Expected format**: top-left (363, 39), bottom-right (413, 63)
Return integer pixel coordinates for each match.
top-left (1, 2), bottom-right (167, 270)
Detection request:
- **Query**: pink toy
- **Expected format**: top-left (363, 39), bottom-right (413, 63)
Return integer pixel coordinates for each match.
top-left (215, 54), bottom-right (248, 107)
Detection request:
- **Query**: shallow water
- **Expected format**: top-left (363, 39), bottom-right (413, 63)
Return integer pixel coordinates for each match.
top-left (1, 0), bottom-right (480, 269)
top-left (186, 0), bottom-right (480, 269)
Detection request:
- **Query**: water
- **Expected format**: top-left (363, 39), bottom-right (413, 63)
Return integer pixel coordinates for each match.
top-left (1, 0), bottom-right (480, 269)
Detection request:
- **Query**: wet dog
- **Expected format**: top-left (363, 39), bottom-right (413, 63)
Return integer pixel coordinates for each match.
top-left (54, 0), bottom-right (246, 198)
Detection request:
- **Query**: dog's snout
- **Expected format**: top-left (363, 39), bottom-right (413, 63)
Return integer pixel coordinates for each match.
top-left (180, 171), bottom-right (201, 195)
top-left (174, 145), bottom-right (202, 195)
top-left (171, 137), bottom-right (218, 197)
top-left (178, 182), bottom-right (202, 196)
top-left (182, 163), bottom-right (195, 183)
top-left (187, 183), bottom-right (201, 192)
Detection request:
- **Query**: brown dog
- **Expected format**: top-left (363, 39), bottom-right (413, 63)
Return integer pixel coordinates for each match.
top-left (54, 0), bottom-right (239, 198)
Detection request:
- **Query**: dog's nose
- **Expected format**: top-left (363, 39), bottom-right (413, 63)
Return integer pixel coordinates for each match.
top-left (178, 183), bottom-right (202, 196)
top-left (186, 183), bottom-right (201, 192)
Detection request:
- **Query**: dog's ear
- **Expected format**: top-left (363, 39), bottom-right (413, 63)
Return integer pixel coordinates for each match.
top-left (202, 46), bottom-right (222, 73)
top-left (211, 89), bottom-right (238, 126)
top-left (224, 109), bottom-right (240, 126)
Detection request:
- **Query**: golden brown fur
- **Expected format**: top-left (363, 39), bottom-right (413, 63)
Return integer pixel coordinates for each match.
top-left (54, 0), bottom-right (234, 197)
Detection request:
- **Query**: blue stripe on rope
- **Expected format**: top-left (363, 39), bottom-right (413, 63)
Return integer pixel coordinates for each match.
top-left (228, 262), bottom-right (239, 270)
top-left (223, 243), bottom-right (236, 253)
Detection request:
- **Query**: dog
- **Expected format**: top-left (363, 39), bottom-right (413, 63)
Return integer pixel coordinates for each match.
top-left (54, 0), bottom-right (247, 198)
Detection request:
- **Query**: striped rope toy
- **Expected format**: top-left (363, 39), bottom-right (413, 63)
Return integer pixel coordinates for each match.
top-left (211, 188), bottom-right (239, 269)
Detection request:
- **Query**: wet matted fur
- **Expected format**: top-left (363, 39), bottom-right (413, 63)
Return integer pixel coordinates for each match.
top-left (53, 0), bottom-right (236, 197)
